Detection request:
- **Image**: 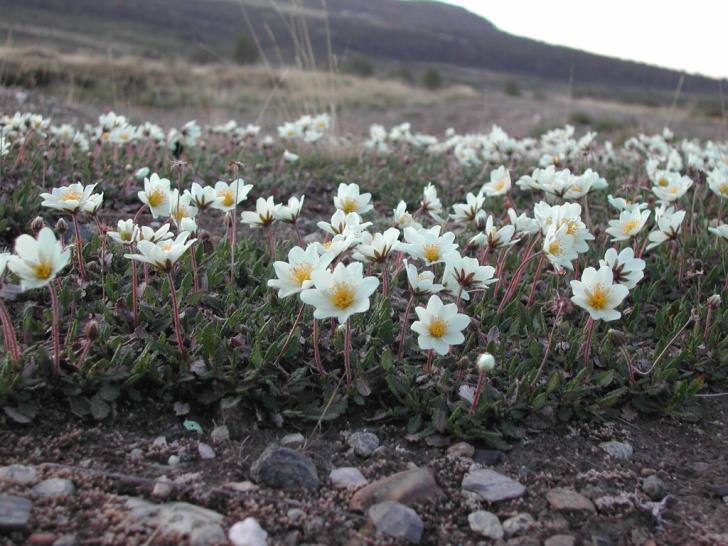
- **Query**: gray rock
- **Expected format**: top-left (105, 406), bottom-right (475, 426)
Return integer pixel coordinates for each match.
top-left (0, 464), bottom-right (38, 485)
top-left (32, 478), bottom-right (75, 499)
top-left (198, 442), bottom-right (216, 460)
top-left (689, 461), bottom-right (711, 475)
top-left (368, 501), bottom-right (423, 544)
top-left (229, 517), bottom-right (268, 546)
top-left (329, 467), bottom-right (368, 490)
top-left (153, 436), bottom-right (168, 448)
top-left (544, 534), bottom-right (576, 546)
top-left (473, 450), bottom-right (505, 466)
top-left (0, 494), bottom-right (32, 531)
top-left (250, 445), bottom-right (319, 491)
top-left (546, 487), bottom-right (596, 512)
top-left (287, 508), bottom-right (305, 524)
top-left (467, 510), bottom-right (503, 540)
top-left (350, 467), bottom-right (442, 510)
top-left (210, 426), bottom-right (230, 444)
top-left (502, 513), bottom-right (535, 538)
top-left (123, 498), bottom-right (224, 544)
top-left (168, 455), bottom-right (180, 466)
top-left (461, 469), bottom-right (526, 502)
top-left (129, 448), bottom-right (144, 462)
top-left (447, 442), bottom-right (475, 459)
top-left (347, 431), bottom-right (380, 458)
top-left (152, 476), bottom-right (174, 499)
top-left (641, 475), bottom-right (666, 501)
top-left (280, 433), bottom-right (305, 446)
top-left (53, 534), bottom-right (78, 546)
top-left (599, 441), bottom-right (633, 461)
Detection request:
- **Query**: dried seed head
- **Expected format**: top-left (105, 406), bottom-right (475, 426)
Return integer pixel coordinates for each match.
top-left (30, 216), bottom-right (46, 234)
top-left (84, 319), bottom-right (99, 340)
top-left (55, 217), bottom-right (68, 234)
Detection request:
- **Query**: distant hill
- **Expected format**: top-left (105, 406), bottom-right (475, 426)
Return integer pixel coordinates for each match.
top-left (0, 0), bottom-right (720, 95)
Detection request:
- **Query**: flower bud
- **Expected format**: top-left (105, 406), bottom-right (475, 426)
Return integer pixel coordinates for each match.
top-left (476, 352), bottom-right (496, 373)
top-left (707, 294), bottom-right (722, 309)
top-left (55, 217), bottom-right (68, 235)
top-left (84, 319), bottom-right (99, 340)
top-left (30, 216), bottom-right (46, 234)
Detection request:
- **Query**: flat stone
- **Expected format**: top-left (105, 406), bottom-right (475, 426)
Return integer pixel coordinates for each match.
top-left (350, 467), bottom-right (442, 510)
top-left (347, 431), bottom-right (380, 458)
top-left (502, 513), bottom-right (535, 538)
top-left (152, 476), bottom-right (174, 499)
top-left (0, 464), bottom-right (38, 485)
top-left (473, 449), bottom-right (505, 466)
top-left (32, 478), bottom-right (75, 499)
top-left (210, 426), bottom-right (230, 444)
top-left (250, 445), bottom-right (319, 491)
top-left (286, 508), bottom-right (305, 524)
top-left (689, 461), bottom-right (711, 475)
top-left (544, 534), bottom-right (576, 546)
top-left (461, 469), bottom-right (526, 502)
top-left (229, 517), bottom-right (268, 546)
top-left (641, 475), bottom-right (666, 501)
top-left (129, 448), bottom-right (143, 461)
top-left (468, 510), bottom-right (503, 539)
top-left (198, 442), bottom-right (216, 460)
top-left (599, 441), bottom-right (633, 461)
top-left (368, 501), bottom-right (423, 544)
top-left (123, 498), bottom-right (224, 544)
top-left (707, 484), bottom-right (728, 497)
top-left (52, 535), bottom-right (78, 546)
top-left (546, 487), bottom-right (596, 512)
top-left (168, 455), bottom-right (180, 466)
top-left (329, 467), bottom-right (368, 490)
top-left (0, 494), bottom-right (32, 531)
top-left (225, 481), bottom-right (258, 493)
top-left (447, 442), bottom-right (475, 459)
top-left (280, 433), bottom-right (305, 446)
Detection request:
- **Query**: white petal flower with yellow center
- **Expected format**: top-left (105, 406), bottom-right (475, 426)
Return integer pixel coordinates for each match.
top-left (241, 196), bottom-right (276, 228)
top-left (168, 189), bottom-right (198, 226)
top-left (651, 171), bottom-right (693, 202)
top-left (707, 167), bottom-right (728, 199)
top-left (300, 262), bottom-right (379, 323)
top-left (352, 228), bottom-right (401, 263)
top-left (40, 182), bottom-right (98, 213)
top-left (137, 173), bottom-right (171, 218)
top-left (211, 179), bottom-right (253, 212)
top-left (646, 206), bottom-right (685, 250)
top-left (480, 166), bottom-right (511, 196)
top-left (421, 183), bottom-right (444, 220)
top-left (570, 265), bottom-right (629, 322)
top-left (124, 232), bottom-right (195, 272)
top-left (607, 195), bottom-right (648, 213)
top-left (274, 196), bottom-right (305, 223)
top-left (411, 295), bottom-right (470, 355)
top-left (399, 226), bottom-right (458, 266)
top-left (507, 208), bottom-right (541, 235)
top-left (186, 182), bottom-right (218, 210)
top-left (268, 245), bottom-right (335, 298)
top-left (81, 192), bottom-right (104, 215)
top-left (392, 201), bottom-right (421, 230)
top-left (334, 183), bottom-right (373, 215)
top-left (138, 223), bottom-right (173, 243)
top-left (442, 253), bottom-right (496, 301)
top-left (404, 259), bottom-right (443, 296)
top-left (7, 228), bottom-right (71, 290)
top-left (543, 223), bottom-right (578, 271)
top-left (605, 208), bottom-right (651, 241)
top-left (599, 247), bottom-right (645, 289)
top-left (108, 219), bottom-right (139, 246)
top-left (317, 210), bottom-right (372, 237)
top-left (450, 192), bottom-right (485, 222)
top-left (470, 215), bottom-right (518, 250)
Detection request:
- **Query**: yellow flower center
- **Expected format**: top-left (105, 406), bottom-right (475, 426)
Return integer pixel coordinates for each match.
top-left (563, 220), bottom-right (577, 235)
top-left (290, 263), bottom-right (313, 286)
top-left (423, 244), bottom-right (439, 262)
top-left (548, 241), bottom-right (562, 255)
top-left (33, 260), bottom-right (53, 280)
top-left (148, 188), bottom-right (166, 207)
top-left (172, 206), bottom-right (187, 221)
top-left (668, 186), bottom-right (679, 194)
top-left (720, 183), bottom-right (728, 196)
top-left (161, 243), bottom-right (174, 253)
top-left (329, 282), bottom-right (355, 309)
top-left (428, 318), bottom-right (447, 338)
top-left (623, 219), bottom-right (640, 234)
top-left (587, 285), bottom-right (608, 310)
top-left (658, 177), bottom-right (669, 187)
top-left (341, 197), bottom-right (358, 213)
top-left (219, 189), bottom-right (235, 207)
top-left (571, 185), bottom-right (582, 193)
top-left (494, 180), bottom-right (506, 191)
top-left (61, 190), bottom-right (83, 202)
top-left (121, 231), bottom-right (132, 241)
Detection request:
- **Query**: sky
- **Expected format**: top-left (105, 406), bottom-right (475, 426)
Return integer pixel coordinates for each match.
top-left (427, 0), bottom-right (727, 79)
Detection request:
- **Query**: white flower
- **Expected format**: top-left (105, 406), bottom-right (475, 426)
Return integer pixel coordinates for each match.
top-left (421, 183), bottom-right (443, 219)
top-left (470, 215), bottom-right (518, 250)
top-left (268, 245), bottom-right (334, 298)
top-left (0, 252), bottom-right (9, 277)
top-left (138, 224), bottom-right (173, 243)
top-left (481, 166), bottom-right (511, 196)
top-left (404, 259), bottom-right (443, 296)
top-left (646, 206), bottom-right (685, 250)
top-left (108, 219), bottom-right (139, 246)
top-left (179, 217), bottom-right (198, 235)
top-left (399, 226), bottom-right (458, 266)
top-left (40, 182), bottom-right (98, 213)
top-left (124, 232), bottom-right (195, 272)
top-left (278, 122), bottom-right (302, 140)
top-left (283, 150), bottom-right (300, 163)
top-left (599, 247), bottom-right (645, 289)
top-left (450, 192), bottom-right (485, 222)
top-left (411, 295), bottom-right (470, 355)
top-left (211, 179), bottom-right (253, 212)
top-left (605, 208), bottom-right (651, 241)
top-left (651, 171), bottom-right (693, 202)
top-left (570, 265), bottom-right (629, 322)
top-left (352, 228), bottom-right (400, 263)
top-left (81, 191), bottom-right (104, 215)
top-left (507, 208), bottom-right (540, 235)
top-left (707, 167), bottom-right (728, 199)
top-left (138, 173), bottom-right (171, 219)
top-left (317, 210), bottom-right (371, 237)
top-left (168, 189), bottom-right (198, 226)
top-left (534, 201), bottom-right (593, 253)
top-left (274, 196), bottom-right (305, 223)
top-left (333, 183), bottom-right (373, 215)
top-left (135, 167), bottom-right (150, 180)
top-left (186, 182), bottom-right (218, 210)
top-left (708, 224), bottom-right (728, 240)
top-left (607, 194), bottom-right (647, 213)
top-left (300, 262), bottom-right (379, 323)
top-left (7, 228), bottom-right (71, 290)
top-left (392, 201), bottom-right (421, 230)
top-left (543, 223), bottom-right (578, 271)
top-left (241, 197), bottom-right (276, 228)
top-left (442, 253), bottom-right (496, 301)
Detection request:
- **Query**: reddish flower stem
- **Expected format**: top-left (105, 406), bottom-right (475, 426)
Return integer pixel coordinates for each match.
top-left (343, 319), bottom-right (353, 388)
top-left (166, 270), bottom-right (186, 358)
top-left (469, 372), bottom-right (486, 416)
top-left (0, 299), bottom-right (20, 362)
top-left (71, 213), bottom-right (87, 280)
top-left (48, 282), bottom-right (61, 377)
top-left (397, 295), bottom-right (415, 359)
